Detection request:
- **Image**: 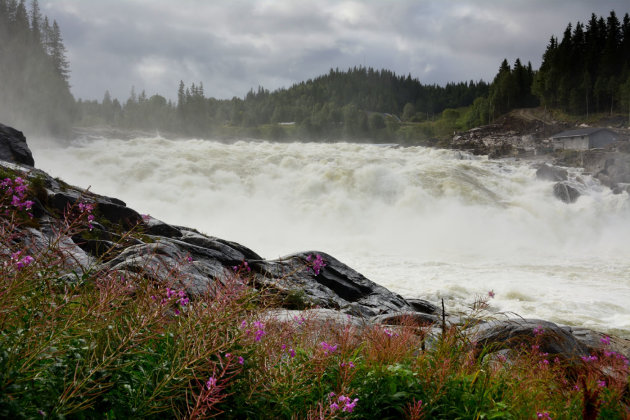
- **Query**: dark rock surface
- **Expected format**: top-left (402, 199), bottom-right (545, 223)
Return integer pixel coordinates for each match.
top-left (467, 319), bottom-right (589, 359)
top-left (553, 181), bottom-right (581, 203)
top-left (256, 251), bottom-right (416, 317)
top-left (0, 123), bottom-right (35, 166)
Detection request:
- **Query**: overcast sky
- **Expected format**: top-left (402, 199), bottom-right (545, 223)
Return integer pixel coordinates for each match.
top-left (41, 0), bottom-right (628, 102)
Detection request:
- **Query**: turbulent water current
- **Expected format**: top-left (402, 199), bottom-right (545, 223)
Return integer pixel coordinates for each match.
top-left (31, 136), bottom-right (630, 337)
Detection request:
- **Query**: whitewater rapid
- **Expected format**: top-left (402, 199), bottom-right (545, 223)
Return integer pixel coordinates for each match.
top-left (31, 136), bottom-right (630, 337)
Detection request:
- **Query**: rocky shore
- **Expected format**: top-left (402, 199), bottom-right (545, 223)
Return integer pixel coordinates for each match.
top-left (451, 108), bottom-right (630, 203)
top-left (1, 122), bottom-right (629, 363)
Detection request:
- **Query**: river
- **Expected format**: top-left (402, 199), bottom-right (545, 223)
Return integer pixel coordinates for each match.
top-left (30, 135), bottom-right (630, 337)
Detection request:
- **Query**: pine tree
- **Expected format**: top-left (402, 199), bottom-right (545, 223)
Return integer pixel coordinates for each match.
top-left (49, 20), bottom-right (70, 84)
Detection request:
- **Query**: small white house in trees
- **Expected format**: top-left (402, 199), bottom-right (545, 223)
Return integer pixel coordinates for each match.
top-left (552, 128), bottom-right (617, 150)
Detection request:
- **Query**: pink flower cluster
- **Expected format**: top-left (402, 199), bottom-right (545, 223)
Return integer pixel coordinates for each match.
top-left (206, 376), bottom-right (217, 389)
top-left (306, 254), bottom-right (326, 275)
top-left (241, 320), bottom-right (266, 342)
top-left (152, 287), bottom-right (190, 315)
top-left (232, 261), bottom-right (251, 272)
top-left (225, 353), bottom-right (245, 365)
top-left (281, 344), bottom-right (296, 358)
top-left (11, 250), bottom-right (34, 270)
top-left (329, 392), bottom-right (358, 413)
top-left (536, 412), bottom-right (552, 419)
top-left (78, 202), bottom-right (95, 230)
top-left (1, 177), bottom-right (34, 215)
top-left (320, 341), bottom-right (337, 355)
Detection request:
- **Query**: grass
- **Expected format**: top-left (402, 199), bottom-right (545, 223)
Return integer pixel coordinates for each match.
top-left (0, 168), bottom-right (629, 419)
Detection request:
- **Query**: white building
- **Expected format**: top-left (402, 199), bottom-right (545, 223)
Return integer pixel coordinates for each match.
top-left (552, 128), bottom-right (617, 150)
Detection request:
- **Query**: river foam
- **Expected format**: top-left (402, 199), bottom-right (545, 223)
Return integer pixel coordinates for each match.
top-left (31, 136), bottom-right (630, 336)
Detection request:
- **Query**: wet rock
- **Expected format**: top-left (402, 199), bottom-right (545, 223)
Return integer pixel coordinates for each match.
top-left (406, 298), bottom-right (440, 315)
top-left (143, 216), bottom-right (183, 238)
top-left (569, 327), bottom-right (630, 361)
top-left (257, 251), bottom-right (416, 317)
top-left (0, 123), bottom-right (34, 166)
top-left (535, 164), bottom-right (568, 181)
top-left (467, 319), bottom-right (589, 359)
top-left (372, 311), bottom-right (439, 326)
top-left (553, 182), bottom-right (580, 203)
top-left (612, 183), bottom-right (630, 194)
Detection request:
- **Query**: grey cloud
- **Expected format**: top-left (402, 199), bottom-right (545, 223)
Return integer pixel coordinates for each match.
top-left (42, 0), bottom-right (630, 101)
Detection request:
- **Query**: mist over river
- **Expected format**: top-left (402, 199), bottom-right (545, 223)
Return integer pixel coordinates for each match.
top-left (31, 136), bottom-right (630, 337)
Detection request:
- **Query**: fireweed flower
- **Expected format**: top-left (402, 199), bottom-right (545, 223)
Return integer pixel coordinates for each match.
top-left (600, 336), bottom-right (611, 346)
top-left (306, 254), bottom-right (326, 275)
top-left (331, 395), bottom-right (358, 413)
top-left (488, 290), bottom-right (495, 298)
top-left (238, 356), bottom-right (244, 365)
top-left (537, 412), bottom-right (552, 420)
top-left (343, 398), bottom-right (358, 413)
top-left (533, 326), bottom-right (544, 336)
top-left (253, 321), bottom-right (265, 341)
top-left (320, 341), bottom-right (337, 355)
top-left (11, 252), bottom-right (35, 270)
top-left (597, 380), bottom-right (606, 388)
top-left (206, 377), bottom-right (217, 389)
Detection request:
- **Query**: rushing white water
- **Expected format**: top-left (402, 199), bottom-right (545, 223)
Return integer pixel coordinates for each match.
top-left (30, 135), bottom-right (630, 337)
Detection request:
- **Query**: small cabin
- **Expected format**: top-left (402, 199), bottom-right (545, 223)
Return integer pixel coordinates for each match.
top-left (552, 128), bottom-right (617, 151)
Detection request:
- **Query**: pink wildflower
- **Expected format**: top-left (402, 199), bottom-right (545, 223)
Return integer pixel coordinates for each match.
top-left (320, 341), bottom-right (337, 355)
top-left (343, 398), bottom-right (358, 413)
top-left (206, 376), bottom-right (217, 389)
top-left (307, 254), bottom-right (326, 275)
top-left (488, 290), bottom-right (495, 298)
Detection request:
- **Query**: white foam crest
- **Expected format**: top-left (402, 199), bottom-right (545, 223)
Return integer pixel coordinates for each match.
top-left (30, 136), bottom-right (630, 335)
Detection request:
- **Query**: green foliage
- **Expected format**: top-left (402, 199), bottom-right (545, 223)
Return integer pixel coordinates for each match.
top-left (533, 11), bottom-right (630, 116)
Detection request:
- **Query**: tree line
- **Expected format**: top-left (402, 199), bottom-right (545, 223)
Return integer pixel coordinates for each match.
top-left (2, 5), bottom-right (629, 140)
top-left (0, 0), bottom-right (75, 135)
top-left (78, 68), bottom-right (490, 141)
top-left (533, 11), bottom-right (630, 116)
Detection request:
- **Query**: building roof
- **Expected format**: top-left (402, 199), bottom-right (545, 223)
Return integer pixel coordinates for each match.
top-left (551, 127), bottom-right (615, 139)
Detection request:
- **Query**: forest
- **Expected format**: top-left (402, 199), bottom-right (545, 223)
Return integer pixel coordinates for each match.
top-left (1, 3), bottom-right (629, 141)
top-left (0, 0), bottom-right (75, 135)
